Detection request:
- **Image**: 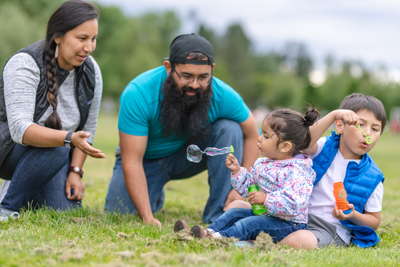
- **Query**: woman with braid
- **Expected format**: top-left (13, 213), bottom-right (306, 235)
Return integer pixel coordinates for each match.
top-left (0, 0), bottom-right (104, 221)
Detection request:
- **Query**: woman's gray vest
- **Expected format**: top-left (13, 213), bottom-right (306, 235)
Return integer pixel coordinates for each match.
top-left (0, 40), bottom-right (95, 166)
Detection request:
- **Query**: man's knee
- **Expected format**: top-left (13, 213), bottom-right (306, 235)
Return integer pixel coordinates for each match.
top-left (211, 119), bottom-right (242, 137)
top-left (279, 230), bottom-right (318, 249)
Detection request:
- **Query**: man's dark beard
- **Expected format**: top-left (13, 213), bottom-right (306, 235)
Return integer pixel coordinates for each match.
top-left (160, 75), bottom-right (212, 140)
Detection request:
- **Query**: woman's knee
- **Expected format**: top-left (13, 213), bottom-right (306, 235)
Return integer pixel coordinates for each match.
top-left (279, 230), bottom-right (318, 249)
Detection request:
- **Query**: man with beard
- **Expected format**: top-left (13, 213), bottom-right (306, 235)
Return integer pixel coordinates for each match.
top-left (104, 33), bottom-right (259, 226)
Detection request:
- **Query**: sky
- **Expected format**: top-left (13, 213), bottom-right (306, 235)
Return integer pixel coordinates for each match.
top-left (95, 0), bottom-right (400, 82)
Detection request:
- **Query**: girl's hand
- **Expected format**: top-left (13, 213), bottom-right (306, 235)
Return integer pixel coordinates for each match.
top-left (65, 172), bottom-right (85, 200)
top-left (332, 203), bottom-right (355, 220)
top-left (334, 110), bottom-right (360, 126)
top-left (71, 131), bottom-right (105, 158)
top-left (248, 191), bottom-right (267, 205)
top-left (226, 154), bottom-right (240, 175)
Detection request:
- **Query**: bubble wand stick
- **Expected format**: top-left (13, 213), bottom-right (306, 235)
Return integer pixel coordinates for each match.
top-left (357, 125), bottom-right (373, 144)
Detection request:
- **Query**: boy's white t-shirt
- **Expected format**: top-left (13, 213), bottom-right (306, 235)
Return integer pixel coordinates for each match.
top-left (308, 137), bottom-right (384, 244)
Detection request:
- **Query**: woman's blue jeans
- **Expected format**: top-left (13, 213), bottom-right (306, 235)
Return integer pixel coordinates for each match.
top-left (0, 144), bottom-right (80, 212)
top-left (104, 119), bottom-right (244, 223)
top-left (208, 208), bottom-right (308, 242)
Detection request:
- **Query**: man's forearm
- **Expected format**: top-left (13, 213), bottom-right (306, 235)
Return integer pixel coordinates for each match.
top-left (123, 163), bottom-right (153, 222)
top-left (242, 136), bottom-right (259, 170)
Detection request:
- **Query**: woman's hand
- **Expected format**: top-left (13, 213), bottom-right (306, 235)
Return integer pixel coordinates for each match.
top-left (65, 172), bottom-right (85, 200)
top-left (226, 154), bottom-right (241, 175)
top-left (248, 191), bottom-right (267, 205)
top-left (71, 131), bottom-right (105, 158)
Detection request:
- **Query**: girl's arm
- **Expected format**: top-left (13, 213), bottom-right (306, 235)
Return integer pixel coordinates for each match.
top-left (231, 159), bottom-right (263, 197)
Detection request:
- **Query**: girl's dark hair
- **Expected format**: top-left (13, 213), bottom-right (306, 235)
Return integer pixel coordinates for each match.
top-left (266, 107), bottom-right (320, 155)
top-left (339, 93), bottom-right (386, 133)
top-left (44, 0), bottom-right (99, 130)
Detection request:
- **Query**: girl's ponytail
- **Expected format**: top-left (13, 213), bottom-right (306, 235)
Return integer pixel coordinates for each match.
top-left (304, 106), bottom-right (319, 128)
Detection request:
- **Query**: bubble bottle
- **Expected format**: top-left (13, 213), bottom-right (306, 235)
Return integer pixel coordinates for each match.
top-left (248, 184), bottom-right (267, 215)
top-left (333, 182), bottom-right (350, 211)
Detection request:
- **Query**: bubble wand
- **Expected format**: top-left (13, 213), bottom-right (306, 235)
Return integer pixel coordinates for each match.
top-left (187, 145), bottom-right (234, 163)
top-left (357, 125), bottom-right (373, 144)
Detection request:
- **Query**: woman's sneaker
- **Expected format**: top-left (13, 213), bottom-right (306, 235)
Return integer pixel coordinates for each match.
top-left (174, 220), bottom-right (190, 233)
top-left (190, 225), bottom-right (213, 239)
top-left (0, 207), bottom-right (19, 222)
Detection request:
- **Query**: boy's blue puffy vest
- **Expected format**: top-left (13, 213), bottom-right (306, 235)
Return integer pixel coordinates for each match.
top-left (312, 131), bottom-right (385, 248)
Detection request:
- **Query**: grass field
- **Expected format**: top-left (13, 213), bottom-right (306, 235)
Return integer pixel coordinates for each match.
top-left (1, 113), bottom-right (400, 267)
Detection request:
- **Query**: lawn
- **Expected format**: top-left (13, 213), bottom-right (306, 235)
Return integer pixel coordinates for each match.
top-left (1, 113), bottom-right (399, 267)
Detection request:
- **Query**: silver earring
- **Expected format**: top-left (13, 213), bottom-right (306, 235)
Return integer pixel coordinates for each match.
top-left (55, 44), bottom-right (59, 59)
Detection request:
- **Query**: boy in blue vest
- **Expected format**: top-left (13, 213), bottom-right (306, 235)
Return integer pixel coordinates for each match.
top-left (281, 93), bottom-right (386, 248)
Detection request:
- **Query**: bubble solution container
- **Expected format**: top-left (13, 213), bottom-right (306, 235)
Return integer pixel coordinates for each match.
top-left (248, 184), bottom-right (267, 215)
top-left (333, 182), bottom-right (350, 211)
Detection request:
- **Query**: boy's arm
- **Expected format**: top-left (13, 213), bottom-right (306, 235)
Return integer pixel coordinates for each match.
top-left (332, 205), bottom-right (381, 230)
top-left (303, 109), bottom-right (360, 155)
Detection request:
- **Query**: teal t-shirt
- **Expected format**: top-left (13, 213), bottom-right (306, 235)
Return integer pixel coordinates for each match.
top-left (118, 66), bottom-right (250, 159)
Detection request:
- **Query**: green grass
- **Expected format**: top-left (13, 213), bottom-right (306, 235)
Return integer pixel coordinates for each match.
top-left (1, 114), bottom-right (400, 267)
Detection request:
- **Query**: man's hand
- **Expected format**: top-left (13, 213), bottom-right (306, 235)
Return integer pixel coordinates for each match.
top-left (225, 154), bottom-right (241, 175)
top-left (332, 203), bottom-right (355, 220)
top-left (143, 216), bottom-right (161, 227)
top-left (248, 191), bottom-right (267, 205)
top-left (223, 189), bottom-right (246, 211)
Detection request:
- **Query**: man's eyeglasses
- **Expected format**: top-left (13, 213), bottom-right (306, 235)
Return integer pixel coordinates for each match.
top-left (173, 69), bottom-right (212, 86)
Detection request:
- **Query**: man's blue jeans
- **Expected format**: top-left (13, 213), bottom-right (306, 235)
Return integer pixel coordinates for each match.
top-left (208, 208), bottom-right (308, 242)
top-left (104, 119), bottom-right (244, 223)
top-left (0, 144), bottom-right (80, 212)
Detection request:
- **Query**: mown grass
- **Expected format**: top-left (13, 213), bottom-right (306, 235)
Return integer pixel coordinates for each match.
top-left (1, 113), bottom-right (400, 267)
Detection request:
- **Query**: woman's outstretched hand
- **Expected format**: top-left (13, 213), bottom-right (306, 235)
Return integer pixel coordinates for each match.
top-left (71, 131), bottom-right (105, 158)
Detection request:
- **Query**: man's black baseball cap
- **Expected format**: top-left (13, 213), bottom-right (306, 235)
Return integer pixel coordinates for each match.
top-left (166, 33), bottom-right (214, 65)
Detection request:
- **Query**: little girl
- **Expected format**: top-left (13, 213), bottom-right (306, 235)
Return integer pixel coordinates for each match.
top-left (174, 107), bottom-right (319, 243)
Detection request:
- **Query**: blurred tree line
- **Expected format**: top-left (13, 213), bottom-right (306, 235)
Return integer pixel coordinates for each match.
top-left (1, 0), bottom-right (399, 118)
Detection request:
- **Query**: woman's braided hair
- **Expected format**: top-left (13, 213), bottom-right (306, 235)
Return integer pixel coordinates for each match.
top-left (43, 0), bottom-right (99, 129)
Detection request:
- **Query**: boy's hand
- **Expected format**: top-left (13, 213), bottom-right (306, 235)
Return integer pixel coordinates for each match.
top-left (334, 109), bottom-right (360, 126)
top-left (248, 191), bottom-right (267, 205)
top-left (332, 203), bottom-right (355, 220)
top-left (226, 154), bottom-right (241, 175)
